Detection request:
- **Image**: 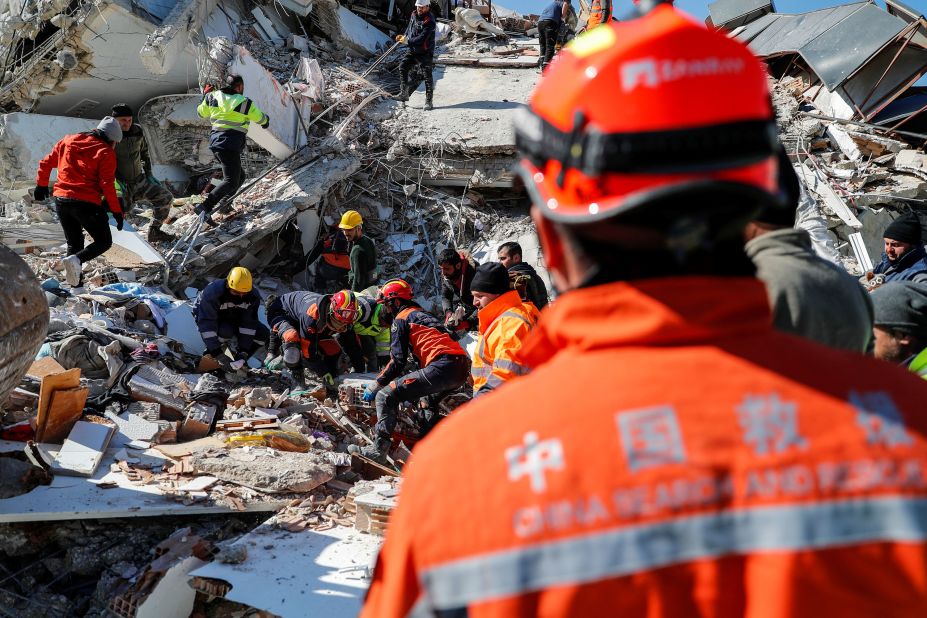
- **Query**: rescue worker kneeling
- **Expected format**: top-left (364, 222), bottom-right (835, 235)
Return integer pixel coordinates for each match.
top-left (193, 266), bottom-right (269, 371)
top-left (469, 262), bottom-right (540, 398)
top-left (265, 290), bottom-right (358, 387)
top-left (348, 279), bottom-right (470, 463)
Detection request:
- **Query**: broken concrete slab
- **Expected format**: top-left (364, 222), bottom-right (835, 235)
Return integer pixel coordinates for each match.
top-left (312, 0), bottom-right (390, 57)
top-left (190, 450), bottom-right (335, 494)
top-left (164, 304), bottom-right (206, 355)
top-left (0, 113), bottom-right (95, 187)
top-left (188, 522), bottom-right (381, 618)
top-left (50, 421), bottom-right (116, 477)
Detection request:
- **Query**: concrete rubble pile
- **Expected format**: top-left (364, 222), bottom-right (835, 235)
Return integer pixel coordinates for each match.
top-left (716, 0), bottom-right (927, 281)
top-left (0, 0), bottom-right (547, 614)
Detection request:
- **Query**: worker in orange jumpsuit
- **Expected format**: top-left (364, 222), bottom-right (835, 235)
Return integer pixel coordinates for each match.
top-left (348, 279), bottom-right (470, 463)
top-left (361, 6), bottom-right (927, 618)
top-left (469, 262), bottom-right (540, 397)
top-left (586, 0), bottom-right (611, 29)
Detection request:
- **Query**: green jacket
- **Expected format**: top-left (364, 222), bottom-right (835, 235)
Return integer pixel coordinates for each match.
top-left (114, 124), bottom-right (151, 184)
top-left (348, 235), bottom-right (377, 292)
top-left (197, 90), bottom-right (269, 133)
top-left (908, 348), bottom-right (927, 380)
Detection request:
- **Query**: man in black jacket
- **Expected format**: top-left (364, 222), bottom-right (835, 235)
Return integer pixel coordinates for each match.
top-left (396, 0), bottom-right (437, 110)
top-left (439, 248), bottom-right (478, 336)
top-left (498, 241), bottom-right (550, 309)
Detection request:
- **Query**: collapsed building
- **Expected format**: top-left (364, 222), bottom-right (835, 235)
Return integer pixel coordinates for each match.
top-left (4, 0), bottom-right (927, 615)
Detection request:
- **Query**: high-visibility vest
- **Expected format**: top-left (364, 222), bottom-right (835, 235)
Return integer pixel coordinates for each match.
top-left (471, 291), bottom-right (539, 394)
top-left (587, 0), bottom-right (611, 28)
top-left (908, 347), bottom-right (927, 379)
top-left (197, 91), bottom-right (269, 133)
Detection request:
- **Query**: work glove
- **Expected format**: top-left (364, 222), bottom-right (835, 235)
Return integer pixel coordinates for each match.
top-left (230, 359), bottom-right (246, 371)
top-left (322, 373), bottom-right (336, 388)
top-left (264, 354), bottom-right (284, 371)
top-left (445, 313), bottom-right (460, 329)
top-left (33, 185), bottom-right (49, 201)
top-left (203, 84), bottom-right (214, 94)
top-left (215, 355), bottom-right (233, 372)
top-left (362, 386), bottom-right (378, 403)
top-left (112, 212), bottom-right (124, 231)
top-left (396, 34), bottom-right (406, 43)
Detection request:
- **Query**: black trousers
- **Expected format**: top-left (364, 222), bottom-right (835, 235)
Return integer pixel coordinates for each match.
top-left (203, 148), bottom-right (243, 210)
top-left (340, 332), bottom-right (383, 373)
top-left (399, 53), bottom-right (434, 100)
top-left (373, 354), bottom-right (470, 439)
top-left (538, 20), bottom-right (559, 68)
top-left (55, 198), bottom-right (113, 264)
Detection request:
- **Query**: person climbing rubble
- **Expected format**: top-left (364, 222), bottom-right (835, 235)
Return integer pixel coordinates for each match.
top-left (870, 281), bottom-right (927, 378)
top-left (265, 290), bottom-right (359, 388)
top-left (439, 247), bottom-right (478, 337)
top-left (745, 148), bottom-right (873, 352)
top-left (339, 210), bottom-right (378, 292)
top-left (305, 221), bottom-right (351, 292)
top-left (34, 116), bottom-right (123, 288)
top-left (363, 6), bottom-right (927, 617)
top-left (341, 288), bottom-right (391, 373)
top-left (864, 212), bottom-right (927, 285)
top-left (348, 279), bottom-right (469, 463)
top-left (469, 262), bottom-right (540, 398)
top-left (111, 103), bottom-right (175, 244)
top-left (537, 0), bottom-right (571, 71)
top-left (498, 241), bottom-right (549, 309)
top-left (195, 74), bottom-right (270, 226)
top-left (193, 266), bottom-right (269, 372)
top-left (395, 0), bottom-right (437, 111)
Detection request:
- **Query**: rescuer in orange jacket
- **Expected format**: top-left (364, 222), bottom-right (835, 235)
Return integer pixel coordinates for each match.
top-left (469, 262), bottom-right (540, 397)
top-left (265, 290), bottom-right (358, 387)
top-left (586, 0), bottom-right (611, 29)
top-left (361, 5), bottom-right (927, 618)
top-left (348, 279), bottom-right (470, 463)
top-left (35, 117), bottom-right (124, 288)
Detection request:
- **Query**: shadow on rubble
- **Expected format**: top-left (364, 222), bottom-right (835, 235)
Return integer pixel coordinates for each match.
top-left (439, 100), bottom-right (522, 110)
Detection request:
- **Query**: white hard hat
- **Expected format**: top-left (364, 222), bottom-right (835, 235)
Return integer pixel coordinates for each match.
top-left (415, 0), bottom-right (429, 6)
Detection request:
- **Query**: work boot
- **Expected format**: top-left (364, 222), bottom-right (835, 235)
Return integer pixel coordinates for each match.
top-left (146, 225), bottom-right (174, 244)
top-left (215, 197), bottom-right (233, 215)
top-left (347, 437), bottom-right (391, 464)
top-left (393, 86), bottom-right (409, 102)
top-left (424, 97), bottom-right (433, 111)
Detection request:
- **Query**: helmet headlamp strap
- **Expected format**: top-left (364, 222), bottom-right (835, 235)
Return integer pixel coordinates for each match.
top-left (557, 110), bottom-right (587, 188)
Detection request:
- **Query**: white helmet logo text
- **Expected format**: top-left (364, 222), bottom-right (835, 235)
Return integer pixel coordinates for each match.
top-left (621, 57), bottom-right (746, 92)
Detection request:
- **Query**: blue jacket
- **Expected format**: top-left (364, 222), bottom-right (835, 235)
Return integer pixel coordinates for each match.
top-left (539, 0), bottom-right (566, 24)
top-left (194, 279), bottom-right (263, 354)
top-left (405, 10), bottom-right (436, 57)
top-left (873, 245), bottom-right (927, 283)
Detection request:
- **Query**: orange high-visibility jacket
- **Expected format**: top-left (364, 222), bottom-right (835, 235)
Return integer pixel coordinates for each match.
top-left (362, 277), bottom-right (927, 618)
top-left (472, 290), bottom-right (540, 396)
top-left (587, 0), bottom-right (612, 29)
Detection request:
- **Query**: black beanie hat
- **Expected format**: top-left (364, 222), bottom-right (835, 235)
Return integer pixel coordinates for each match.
top-left (111, 103), bottom-right (133, 118)
top-left (470, 262), bottom-right (511, 295)
top-left (884, 211), bottom-right (922, 244)
top-left (871, 281), bottom-right (927, 337)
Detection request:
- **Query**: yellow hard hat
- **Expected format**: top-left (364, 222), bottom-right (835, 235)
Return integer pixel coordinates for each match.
top-left (226, 266), bottom-right (253, 293)
top-left (338, 210), bottom-right (363, 230)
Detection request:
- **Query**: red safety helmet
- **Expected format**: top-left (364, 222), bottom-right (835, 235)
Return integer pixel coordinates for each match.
top-left (329, 290), bottom-right (359, 324)
top-left (515, 5), bottom-right (779, 224)
top-left (378, 279), bottom-right (414, 303)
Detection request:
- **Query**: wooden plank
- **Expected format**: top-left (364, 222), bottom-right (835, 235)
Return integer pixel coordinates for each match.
top-left (27, 357), bottom-right (66, 379)
top-left (153, 435), bottom-right (226, 459)
top-left (39, 386), bottom-right (89, 444)
top-left (34, 367), bottom-right (81, 441)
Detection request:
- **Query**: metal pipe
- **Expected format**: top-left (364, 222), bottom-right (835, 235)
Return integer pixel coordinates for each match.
top-left (798, 111), bottom-right (927, 141)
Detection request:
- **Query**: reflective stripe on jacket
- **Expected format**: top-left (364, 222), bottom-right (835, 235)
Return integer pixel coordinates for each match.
top-left (586, 0), bottom-right (611, 28)
top-left (193, 279), bottom-right (263, 353)
top-left (908, 347), bottom-right (927, 379)
top-left (472, 291), bottom-right (539, 396)
top-left (362, 277), bottom-right (927, 618)
top-left (377, 305), bottom-right (468, 387)
top-left (269, 291), bottom-right (340, 362)
top-left (197, 91), bottom-right (269, 133)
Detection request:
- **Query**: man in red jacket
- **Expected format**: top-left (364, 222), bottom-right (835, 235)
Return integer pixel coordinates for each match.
top-left (362, 6), bottom-right (927, 618)
top-left (35, 117), bottom-right (123, 287)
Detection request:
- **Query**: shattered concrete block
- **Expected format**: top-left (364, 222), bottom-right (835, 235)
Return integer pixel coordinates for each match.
top-left (190, 451), bottom-right (335, 493)
top-left (0, 113), bottom-right (95, 187)
top-left (895, 149), bottom-right (927, 170)
top-left (178, 403), bottom-right (217, 441)
top-left (244, 387), bottom-right (273, 408)
top-left (312, 0), bottom-right (390, 57)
